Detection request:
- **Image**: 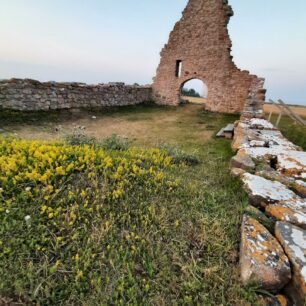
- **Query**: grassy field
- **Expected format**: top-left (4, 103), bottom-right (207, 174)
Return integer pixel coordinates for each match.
top-left (265, 113), bottom-right (306, 150)
top-left (0, 105), bottom-right (271, 305)
top-left (264, 103), bottom-right (306, 117)
top-left (181, 96), bottom-right (207, 104)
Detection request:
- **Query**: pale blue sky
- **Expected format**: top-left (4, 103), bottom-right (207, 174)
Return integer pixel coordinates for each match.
top-left (0, 0), bottom-right (305, 105)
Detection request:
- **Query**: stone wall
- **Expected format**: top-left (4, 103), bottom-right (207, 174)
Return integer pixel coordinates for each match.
top-left (230, 98), bottom-right (306, 305)
top-left (152, 0), bottom-right (265, 113)
top-left (0, 79), bottom-right (152, 111)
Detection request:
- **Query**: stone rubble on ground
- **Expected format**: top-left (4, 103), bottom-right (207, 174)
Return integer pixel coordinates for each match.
top-left (231, 95), bottom-right (306, 305)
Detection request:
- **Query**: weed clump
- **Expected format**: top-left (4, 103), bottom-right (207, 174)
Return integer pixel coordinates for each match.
top-left (160, 144), bottom-right (200, 165)
top-left (100, 134), bottom-right (130, 151)
top-left (65, 132), bottom-right (96, 146)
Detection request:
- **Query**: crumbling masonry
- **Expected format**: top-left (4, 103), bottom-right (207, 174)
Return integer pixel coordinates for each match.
top-left (153, 0), bottom-right (265, 113)
top-left (0, 0), bottom-right (266, 113)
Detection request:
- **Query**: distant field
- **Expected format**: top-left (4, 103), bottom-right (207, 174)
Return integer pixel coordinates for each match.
top-left (181, 96), bottom-right (207, 104)
top-left (182, 97), bottom-right (306, 118)
top-left (264, 103), bottom-right (306, 118)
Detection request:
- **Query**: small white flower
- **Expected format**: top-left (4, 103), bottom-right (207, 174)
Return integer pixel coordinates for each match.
top-left (0, 188), bottom-right (3, 193)
top-left (5, 209), bottom-right (10, 214)
top-left (25, 215), bottom-right (31, 221)
top-left (25, 187), bottom-right (32, 192)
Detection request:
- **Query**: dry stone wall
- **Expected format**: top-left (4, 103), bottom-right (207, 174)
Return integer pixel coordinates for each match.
top-left (0, 79), bottom-right (152, 111)
top-left (152, 0), bottom-right (265, 113)
top-left (230, 98), bottom-right (306, 305)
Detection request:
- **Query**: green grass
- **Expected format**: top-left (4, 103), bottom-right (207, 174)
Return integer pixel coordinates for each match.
top-left (0, 105), bottom-right (266, 305)
top-left (268, 114), bottom-right (306, 150)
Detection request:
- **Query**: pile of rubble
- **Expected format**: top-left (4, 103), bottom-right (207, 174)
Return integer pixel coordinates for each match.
top-left (231, 115), bottom-right (306, 304)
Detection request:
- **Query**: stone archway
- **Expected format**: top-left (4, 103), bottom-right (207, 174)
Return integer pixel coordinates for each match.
top-left (180, 78), bottom-right (208, 104)
top-left (152, 0), bottom-right (265, 113)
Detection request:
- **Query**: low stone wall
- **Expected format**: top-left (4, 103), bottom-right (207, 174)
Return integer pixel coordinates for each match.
top-left (230, 98), bottom-right (306, 305)
top-left (0, 79), bottom-right (152, 111)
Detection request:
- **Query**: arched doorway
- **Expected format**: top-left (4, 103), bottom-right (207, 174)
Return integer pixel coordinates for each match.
top-left (180, 79), bottom-right (208, 104)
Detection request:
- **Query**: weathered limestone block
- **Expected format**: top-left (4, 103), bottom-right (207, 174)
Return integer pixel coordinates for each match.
top-left (256, 170), bottom-right (295, 185)
top-left (232, 121), bottom-right (298, 154)
top-left (244, 205), bottom-right (275, 233)
top-left (296, 180), bottom-right (306, 198)
top-left (242, 173), bottom-right (298, 208)
top-left (232, 124), bottom-right (249, 151)
top-left (275, 222), bottom-right (306, 306)
top-left (245, 118), bottom-right (275, 130)
top-left (256, 170), bottom-right (306, 198)
top-left (230, 167), bottom-right (246, 178)
top-left (240, 216), bottom-right (291, 292)
top-left (277, 151), bottom-right (306, 179)
top-left (249, 140), bottom-right (266, 147)
top-left (230, 151), bottom-right (255, 171)
top-left (266, 199), bottom-right (306, 229)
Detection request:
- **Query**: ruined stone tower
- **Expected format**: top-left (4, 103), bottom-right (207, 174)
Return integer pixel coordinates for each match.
top-left (152, 0), bottom-right (265, 113)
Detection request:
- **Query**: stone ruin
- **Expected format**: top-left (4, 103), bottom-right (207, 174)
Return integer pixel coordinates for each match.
top-left (0, 0), bottom-right (265, 114)
top-left (1, 1), bottom-right (305, 304)
top-left (153, 0), bottom-right (265, 113)
top-left (0, 79), bottom-right (151, 111)
top-left (230, 97), bottom-right (306, 305)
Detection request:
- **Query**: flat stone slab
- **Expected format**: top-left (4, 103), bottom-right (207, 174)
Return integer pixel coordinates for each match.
top-left (242, 173), bottom-right (298, 208)
top-left (230, 167), bottom-right (246, 178)
top-left (296, 180), bottom-right (306, 198)
top-left (244, 205), bottom-right (275, 233)
top-left (241, 118), bottom-right (276, 130)
top-left (266, 199), bottom-right (306, 229)
top-left (232, 121), bottom-right (299, 159)
top-left (257, 170), bottom-right (306, 198)
top-left (277, 151), bottom-right (306, 179)
top-left (239, 149), bottom-right (306, 179)
top-left (249, 140), bottom-right (266, 147)
top-left (252, 129), bottom-right (299, 150)
top-left (275, 222), bottom-right (306, 306)
top-left (241, 147), bottom-right (291, 161)
top-left (216, 128), bottom-right (225, 137)
top-left (224, 123), bottom-right (234, 132)
top-left (216, 124), bottom-right (235, 138)
top-left (230, 151), bottom-right (255, 171)
top-left (233, 122), bottom-right (298, 148)
top-left (240, 216), bottom-right (291, 292)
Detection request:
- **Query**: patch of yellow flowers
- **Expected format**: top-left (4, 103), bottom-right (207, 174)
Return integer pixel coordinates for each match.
top-left (0, 138), bottom-right (173, 189)
top-left (0, 136), bottom-right (181, 300)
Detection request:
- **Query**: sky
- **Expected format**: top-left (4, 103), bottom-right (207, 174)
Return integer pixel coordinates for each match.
top-left (0, 0), bottom-right (305, 105)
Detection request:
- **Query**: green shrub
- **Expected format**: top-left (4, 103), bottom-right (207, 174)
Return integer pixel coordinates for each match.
top-left (160, 144), bottom-right (200, 165)
top-left (100, 134), bottom-right (130, 151)
top-left (64, 132), bottom-right (96, 146)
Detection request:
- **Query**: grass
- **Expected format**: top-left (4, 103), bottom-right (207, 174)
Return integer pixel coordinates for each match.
top-left (0, 105), bottom-right (268, 305)
top-left (267, 113), bottom-right (306, 150)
